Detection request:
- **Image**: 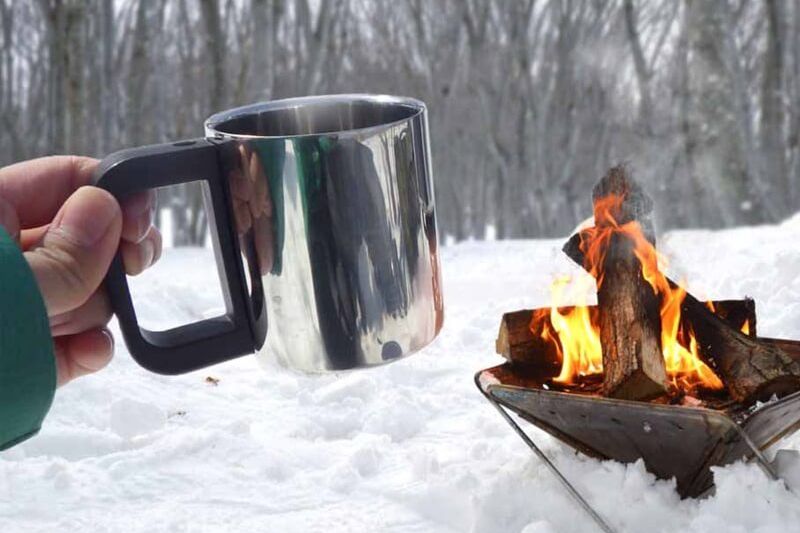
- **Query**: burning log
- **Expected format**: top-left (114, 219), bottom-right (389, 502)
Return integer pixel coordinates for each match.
top-left (565, 228), bottom-right (800, 403)
top-left (764, 338), bottom-right (800, 360)
top-left (497, 299), bottom-right (756, 370)
top-left (596, 232), bottom-right (666, 399)
top-left (562, 169), bottom-right (800, 405)
top-left (565, 230), bottom-right (758, 343)
top-left (496, 308), bottom-right (562, 375)
top-left (679, 299), bottom-right (800, 403)
top-left (699, 298), bottom-right (756, 336)
top-left (590, 166), bottom-right (667, 400)
top-left (567, 232), bottom-right (800, 402)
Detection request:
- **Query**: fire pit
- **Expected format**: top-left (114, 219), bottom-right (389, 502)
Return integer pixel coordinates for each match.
top-left (476, 360), bottom-right (800, 495)
top-left (478, 166), bottom-right (800, 532)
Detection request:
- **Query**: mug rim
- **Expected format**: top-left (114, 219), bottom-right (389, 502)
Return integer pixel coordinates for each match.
top-left (204, 93), bottom-right (426, 140)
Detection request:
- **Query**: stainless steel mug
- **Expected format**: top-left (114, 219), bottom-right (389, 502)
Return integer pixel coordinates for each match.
top-left (94, 94), bottom-right (444, 373)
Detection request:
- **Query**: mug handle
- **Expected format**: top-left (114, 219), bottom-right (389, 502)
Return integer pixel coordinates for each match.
top-left (93, 138), bottom-right (255, 374)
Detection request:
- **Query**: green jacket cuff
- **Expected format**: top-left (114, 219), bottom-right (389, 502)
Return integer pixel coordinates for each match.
top-left (0, 226), bottom-right (56, 451)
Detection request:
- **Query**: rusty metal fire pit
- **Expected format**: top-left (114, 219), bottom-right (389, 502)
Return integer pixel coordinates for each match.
top-left (476, 361), bottom-right (800, 533)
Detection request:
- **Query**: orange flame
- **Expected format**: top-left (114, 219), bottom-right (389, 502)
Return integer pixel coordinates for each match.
top-left (534, 194), bottom-right (723, 393)
top-left (540, 277), bottom-right (602, 382)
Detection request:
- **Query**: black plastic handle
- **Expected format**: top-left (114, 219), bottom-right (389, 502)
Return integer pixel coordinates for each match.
top-left (94, 138), bottom-right (255, 374)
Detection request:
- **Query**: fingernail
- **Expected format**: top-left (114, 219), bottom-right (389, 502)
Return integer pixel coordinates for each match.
top-left (55, 188), bottom-right (119, 247)
top-left (100, 328), bottom-right (115, 353)
top-left (152, 234), bottom-right (162, 264)
top-left (135, 211), bottom-right (154, 243)
top-left (141, 237), bottom-right (155, 268)
top-left (124, 190), bottom-right (155, 219)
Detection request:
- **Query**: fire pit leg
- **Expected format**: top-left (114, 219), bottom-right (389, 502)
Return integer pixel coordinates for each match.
top-left (485, 394), bottom-right (618, 533)
top-left (730, 423), bottom-right (781, 482)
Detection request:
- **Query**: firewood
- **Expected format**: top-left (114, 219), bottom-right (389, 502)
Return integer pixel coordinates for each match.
top-left (563, 226), bottom-right (800, 405)
top-left (562, 231), bottom-right (591, 272)
top-left (596, 232), bottom-right (667, 399)
top-left (680, 299), bottom-right (800, 402)
top-left (591, 166), bottom-right (668, 400)
top-left (762, 338), bottom-right (800, 360)
top-left (565, 230), bottom-right (756, 335)
top-left (496, 308), bottom-right (562, 375)
top-left (591, 164), bottom-right (655, 238)
top-left (704, 299), bottom-right (756, 336)
top-left (497, 299), bottom-right (756, 368)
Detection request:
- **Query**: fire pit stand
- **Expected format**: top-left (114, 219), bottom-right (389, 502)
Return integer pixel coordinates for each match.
top-left (481, 384), bottom-right (618, 533)
top-left (476, 364), bottom-right (800, 533)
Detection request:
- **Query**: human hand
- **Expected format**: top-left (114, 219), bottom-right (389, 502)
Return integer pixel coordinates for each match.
top-left (0, 156), bottom-right (162, 386)
top-left (230, 144), bottom-right (274, 275)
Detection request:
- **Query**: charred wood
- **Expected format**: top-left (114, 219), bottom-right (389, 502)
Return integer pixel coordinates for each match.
top-left (592, 166), bottom-right (667, 400)
top-left (497, 299), bottom-right (756, 369)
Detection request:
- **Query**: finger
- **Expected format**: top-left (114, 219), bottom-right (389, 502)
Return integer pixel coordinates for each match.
top-left (238, 144), bottom-right (252, 178)
top-left (0, 195), bottom-right (20, 242)
top-left (121, 190), bottom-right (156, 243)
top-left (233, 198), bottom-right (253, 233)
top-left (54, 327), bottom-right (114, 387)
top-left (249, 152), bottom-right (272, 218)
top-left (253, 212), bottom-right (274, 275)
top-left (49, 289), bottom-right (112, 337)
top-left (20, 225), bottom-right (49, 250)
top-left (25, 186), bottom-right (122, 316)
top-left (230, 167), bottom-right (254, 202)
top-left (151, 226), bottom-right (162, 264)
top-left (121, 225), bottom-right (161, 276)
top-left (0, 156), bottom-right (97, 229)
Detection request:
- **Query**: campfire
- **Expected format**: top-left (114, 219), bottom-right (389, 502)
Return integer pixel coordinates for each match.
top-left (497, 165), bottom-right (800, 407)
top-left (478, 165), bottom-right (800, 505)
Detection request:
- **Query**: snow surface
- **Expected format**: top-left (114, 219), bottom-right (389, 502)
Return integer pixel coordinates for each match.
top-left (3, 216), bottom-right (800, 533)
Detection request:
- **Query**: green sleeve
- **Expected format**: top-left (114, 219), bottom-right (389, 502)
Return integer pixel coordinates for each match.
top-left (0, 226), bottom-right (56, 450)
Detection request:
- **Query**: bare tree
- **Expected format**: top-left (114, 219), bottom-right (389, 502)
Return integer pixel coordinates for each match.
top-left (623, 0), bottom-right (653, 131)
top-left (761, 0), bottom-right (787, 208)
top-left (36, 0), bottom-right (67, 154)
top-left (98, 0), bottom-right (114, 153)
top-left (199, 0), bottom-right (225, 113)
top-left (684, 0), bottom-right (753, 226)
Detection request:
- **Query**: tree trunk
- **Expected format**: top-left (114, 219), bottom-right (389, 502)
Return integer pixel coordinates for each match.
top-left (100, 0), bottom-right (114, 153)
top-left (623, 0), bottom-right (653, 132)
top-left (0, 1), bottom-right (14, 157)
top-left (761, 0), bottom-right (787, 208)
top-left (127, 0), bottom-right (149, 146)
top-left (64, 1), bottom-right (85, 154)
top-left (200, 0), bottom-right (225, 112)
top-left (684, 0), bottom-right (753, 226)
top-left (37, 0), bottom-right (67, 154)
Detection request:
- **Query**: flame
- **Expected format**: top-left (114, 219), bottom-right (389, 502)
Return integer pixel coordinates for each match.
top-left (709, 300), bottom-right (751, 335)
top-left (533, 194), bottom-right (724, 393)
top-left (540, 276), bottom-right (602, 383)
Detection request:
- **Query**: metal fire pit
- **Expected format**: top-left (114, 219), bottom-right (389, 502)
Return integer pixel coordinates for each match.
top-left (476, 362), bottom-right (800, 533)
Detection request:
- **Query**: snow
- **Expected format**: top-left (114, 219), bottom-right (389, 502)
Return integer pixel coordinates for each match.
top-left (3, 215), bottom-right (800, 532)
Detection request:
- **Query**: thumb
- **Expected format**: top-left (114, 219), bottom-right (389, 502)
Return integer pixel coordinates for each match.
top-left (25, 186), bottom-right (122, 316)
